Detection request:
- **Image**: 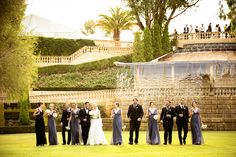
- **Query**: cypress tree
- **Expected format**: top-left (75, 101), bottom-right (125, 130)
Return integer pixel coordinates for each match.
top-left (143, 27), bottom-right (153, 61)
top-left (19, 95), bottom-right (30, 125)
top-left (162, 27), bottom-right (171, 54)
top-left (132, 32), bottom-right (145, 62)
top-left (152, 21), bottom-right (163, 58)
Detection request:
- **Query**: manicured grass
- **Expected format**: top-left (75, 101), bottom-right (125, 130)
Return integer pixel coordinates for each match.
top-left (0, 131), bottom-right (235, 157)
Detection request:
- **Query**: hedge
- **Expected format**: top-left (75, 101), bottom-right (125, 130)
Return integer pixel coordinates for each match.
top-left (35, 37), bottom-right (95, 56)
top-left (38, 54), bottom-right (132, 76)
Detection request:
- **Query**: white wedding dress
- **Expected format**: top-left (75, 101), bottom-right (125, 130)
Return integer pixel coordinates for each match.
top-left (87, 108), bottom-right (107, 145)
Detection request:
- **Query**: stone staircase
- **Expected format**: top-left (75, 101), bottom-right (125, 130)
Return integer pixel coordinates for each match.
top-left (36, 40), bottom-right (133, 67)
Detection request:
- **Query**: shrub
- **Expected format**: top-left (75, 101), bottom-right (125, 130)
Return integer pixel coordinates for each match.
top-left (38, 54), bottom-right (132, 76)
top-left (19, 97), bottom-right (30, 125)
top-left (35, 37), bottom-right (95, 56)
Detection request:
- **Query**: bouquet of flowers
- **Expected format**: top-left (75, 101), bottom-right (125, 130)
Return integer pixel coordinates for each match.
top-left (65, 122), bottom-right (70, 130)
top-left (153, 115), bottom-right (158, 120)
top-left (201, 122), bottom-right (207, 129)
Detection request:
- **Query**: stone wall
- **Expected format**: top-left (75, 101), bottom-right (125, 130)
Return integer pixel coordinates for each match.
top-left (0, 92), bottom-right (236, 131)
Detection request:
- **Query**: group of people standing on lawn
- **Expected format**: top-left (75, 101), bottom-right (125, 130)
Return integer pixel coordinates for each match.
top-left (33, 98), bottom-right (204, 146)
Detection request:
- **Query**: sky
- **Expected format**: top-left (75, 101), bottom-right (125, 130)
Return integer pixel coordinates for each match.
top-left (25, 0), bottom-right (230, 41)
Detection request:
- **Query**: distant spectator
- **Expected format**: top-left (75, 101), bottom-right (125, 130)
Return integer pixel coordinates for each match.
top-left (207, 23), bottom-right (212, 38)
top-left (224, 24), bottom-right (229, 38)
top-left (183, 24), bottom-right (189, 33)
top-left (199, 24), bottom-right (205, 32)
top-left (183, 24), bottom-right (189, 39)
top-left (207, 23), bottom-right (212, 32)
top-left (195, 26), bottom-right (199, 33)
top-left (174, 29), bottom-right (178, 35)
top-left (218, 25), bottom-right (221, 32)
top-left (195, 26), bottom-right (199, 39)
top-left (224, 24), bottom-right (228, 32)
top-left (189, 25), bottom-right (193, 33)
top-left (199, 24), bottom-right (205, 39)
top-left (214, 24), bottom-right (219, 32)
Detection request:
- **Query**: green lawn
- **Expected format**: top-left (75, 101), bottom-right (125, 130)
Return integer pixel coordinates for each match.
top-left (0, 131), bottom-right (235, 157)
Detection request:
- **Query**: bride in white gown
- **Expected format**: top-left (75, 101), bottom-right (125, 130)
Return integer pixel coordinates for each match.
top-left (87, 103), bottom-right (107, 145)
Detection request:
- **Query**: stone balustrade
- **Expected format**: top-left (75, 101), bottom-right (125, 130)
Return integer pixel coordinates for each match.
top-left (175, 31), bottom-right (236, 40)
top-left (36, 40), bottom-right (133, 66)
top-left (35, 56), bottom-right (71, 64)
top-left (29, 87), bottom-right (236, 103)
top-left (94, 40), bottom-right (133, 48)
top-left (174, 32), bottom-right (236, 48)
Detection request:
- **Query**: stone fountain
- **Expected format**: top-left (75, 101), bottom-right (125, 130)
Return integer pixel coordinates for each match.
top-left (115, 32), bottom-right (236, 130)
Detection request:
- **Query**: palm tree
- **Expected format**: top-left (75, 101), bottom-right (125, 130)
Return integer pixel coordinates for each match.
top-left (97, 6), bottom-right (135, 41)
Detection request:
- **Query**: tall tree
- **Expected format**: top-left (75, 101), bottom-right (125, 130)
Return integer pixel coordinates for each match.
top-left (143, 27), bottom-right (153, 61)
top-left (152, 21), bottom-right (163, 58)
top-left (132, 32), bottom-right (145, 62)
top-left (162, 27), bottom-right (171, 54)
top-left (96, 6), bottom-right (136, 41)
top-left (81, 20), bottom-right (96, 35)
top-left (124, 0), bottom-right (199, 58)
top-left (123, 0), bottom-right (200, 31)
top-left (219, 0), bottom-right (236, 31)
top-left (0, 0), bottom-right (36, 100)
top-left (19, 96), bottom-right (30, 125)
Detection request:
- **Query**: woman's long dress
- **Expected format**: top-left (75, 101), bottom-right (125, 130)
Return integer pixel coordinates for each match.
top-left (87, 109), bottom-right (107, 145)
top-left (110, 109), bottom-right (122, 145)
top-left (35, 110), bottom-right (47, 146)
top-left (191, 108), bottom-right (204, 145)
top-left (48, 111), bottom-right (58, 145)
top-left (71, 109), bottom-right (80, 145)
top-left (146, 108), bottom-right (160, 145)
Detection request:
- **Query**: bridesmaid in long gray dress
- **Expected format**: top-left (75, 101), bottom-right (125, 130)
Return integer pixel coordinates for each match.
top-left (146, 102), bottom-right (160, 145)
top-left (70, 103), bottom-right (80, 145)
top-left (191, 101), bottom-right (204, 145)
top-left (46, 103), bottom-right (58, 145)
top-left (110, 102), bottom-right (123, 145)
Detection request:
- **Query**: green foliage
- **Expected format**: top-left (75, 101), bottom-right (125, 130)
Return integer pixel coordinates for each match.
top-left (97, 6), bottom-right (136, 41)
top-left (35, 54), bottom-right (132, 91)
top-left (35, 68), bottom-right (119, 91)
top-left (0, 0), bottom-right (37, 100)
top-left (19, 97), bottom-right (30, 125)
top-left (143, 27), bottom-right (153, 61)
top-left (81, 20), bottom-right (96, 35)
top-left (35, 37), bottom-right (95, 56)
top-left (132, 32), bottom-right (145, 62)
top-left (39, 54), bottom-right (132, 75)
top-left (162, 27), bottom-right (171, 54)
top-left (152, 22), bottom-right (163, 58)
top-left (219, 0), bottom-right (236, 31)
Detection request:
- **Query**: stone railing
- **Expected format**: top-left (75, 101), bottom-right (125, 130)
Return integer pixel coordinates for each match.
top-left (29, 87), bottom-right (236, 103)
top-left (36, 56), bottom-right (71, 64)
top-left (94, 40), bottom-right (133, 48)
top-left (35, 40), bottom-right (133, 66)
top-left (175, 31), bottom-right (236, 40)
top-left (174, 32), bottom-right (236, 48)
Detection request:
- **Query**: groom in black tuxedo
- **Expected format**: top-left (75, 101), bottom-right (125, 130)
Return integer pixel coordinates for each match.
top-left (79, 102), bottom-right (91, 145)
top-left (127, 98), bottom-right (144, 145)
top-left (160, 100), bottom-right (175, 145)
top-left (61, 103), bottom-right (71, 145)
top-left (175, 98), bottom-right (190, 145)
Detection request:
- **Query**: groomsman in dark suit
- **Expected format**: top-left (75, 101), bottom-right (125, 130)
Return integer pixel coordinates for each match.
top-left (60, 103), bottom-right (71, 145)
top-left (79, 102), bottom-right (91, 145)
top-left (127, 98), bottom-right (144, 145)
top-left (175, 98), bottom-right (190, 145)
top-left (160, 100), bottom-right (175, 145)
